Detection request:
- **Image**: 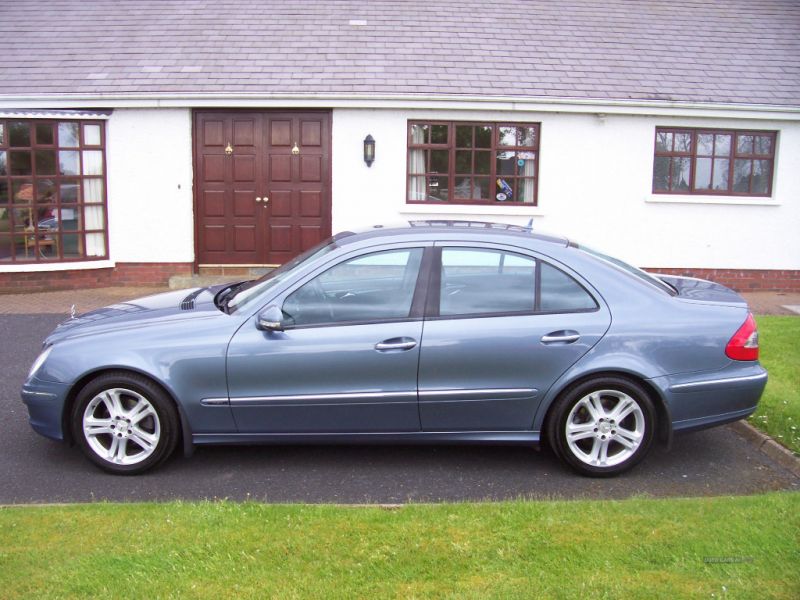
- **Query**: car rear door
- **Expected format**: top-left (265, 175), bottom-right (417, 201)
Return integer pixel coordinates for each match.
top-left (417, 243), bottom-right (611, 431)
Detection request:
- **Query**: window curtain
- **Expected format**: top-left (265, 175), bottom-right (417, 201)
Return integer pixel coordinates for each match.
top-left (520, 155), bottom-right (536, 203)
top-left (408, 127), bottom-right (426, 201)
top-left (82, 149), bottom-right (105, 256)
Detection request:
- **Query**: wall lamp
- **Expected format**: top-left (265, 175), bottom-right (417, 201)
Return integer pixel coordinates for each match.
top-left (363, 134), bottom-right (375, 167)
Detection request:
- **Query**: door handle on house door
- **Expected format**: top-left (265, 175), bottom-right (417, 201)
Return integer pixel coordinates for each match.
top-left (255, 197), bottom-right (262, 202)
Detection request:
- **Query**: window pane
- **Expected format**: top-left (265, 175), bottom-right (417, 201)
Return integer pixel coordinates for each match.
top-left (10, 151), bottom-right (32, 175)
top-left (475, 126), bottom-right (492, 148)
top-left (35, 150), bottom-right (57, 175)
top-left (754, 136), bottom-right (772, 156)
top-left (737, 135), bottom-right (754, 155)
top-left (496, 151), bottom-right (516, 176)
top-left (0, 181), bottom-right (8, 202)
top-left (60, 180), bottom-right (80, 203)
top-left (62, 233), bottom-right (84, 258)
top-left (429, 149), bottom-right (448, 174)
top-left (714, 134), bottom-right (731, 156)
top-left (655, 131), bottom-right (672, 152)
top-left (473, 178), bottom-right (490, 200)
top-left (454, 177), bottom-right (472, 199)
top-left (653, 156), bottom-right (670, 191)
top-left (428, 176), bottom-right (448, 201)
top-left (498, 126), bottom-right (517, 147)
top-left (495, 177), bottom-right (514, 201)
top-left (60, 206), bottom-right (82, 231)
top-left (540, 262), bottom-right (597, 311)
top-left (474, 151), bottom-right (490, 174)
top-left (733, 160), bottom-right (752, 193)
top-left (455, 150), bottom-right (472, 174)
top-left (84, 179), bottom-right (104, 203)
top-left (59, 150), bottom-right (79, 175)
top-left (0, 123), bottom-right (4, 145)
top-left (712, 158), bottom-right (729, 190)
top-left (752, 160), bottom-right (771, 194)
top-left (430, 124), bottom-right (448, 144)
top-left (37, 179), bottom-right (56, 202)
top-left (455, 126), bottom-right (473, 148)
top-left (82, 150), bottom-right (103, 175)
top-left (518, 126), bottom-right (536, 147)
top-left (85, 232), bottom-right (105, 257)
top-left (58, 123), bottom-right (79, 147)
top-left (408, 149), bottom-right (425, 174)
top-left (670, 157), bottom-right (691, 190)
top-left (36, 123), bottom-right (55, 145)
top-left (12, 181), bottom-right (33, 203)
top-left (674, 133), bottom-right (692, 153)
top-left (519, 178), bottom-right (535, 204)
top-left (8, 122), bottom-right (30, 147)
top-left (408, 176), bottom-right (426, 201)
top-left (440, 248), bottom-right (536, 316)
top-left (694, 157), bottom-right (711, 190)
top-left (0, 150), bottom-right (6, 176)
top-left (697, 134), bottom-right (714, 155)
top-left (84, 124), bottom-right (101, 146)
top-left (283, 248), bottom-right (424, 326)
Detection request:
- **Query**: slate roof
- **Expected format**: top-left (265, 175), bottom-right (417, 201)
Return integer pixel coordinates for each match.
top-left (1, 0), bottom-right (799, 106)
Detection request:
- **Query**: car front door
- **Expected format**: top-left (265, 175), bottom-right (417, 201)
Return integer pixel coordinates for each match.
top-left (226, 244), bottom-right (430, 433)
top-left (417, 244), bottom-right (611, 431)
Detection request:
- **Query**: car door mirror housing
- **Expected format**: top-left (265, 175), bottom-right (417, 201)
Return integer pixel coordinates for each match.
top-left (256, 305), bottom-right (285, 332)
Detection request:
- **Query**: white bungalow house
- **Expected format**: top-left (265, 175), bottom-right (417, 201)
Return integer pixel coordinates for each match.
top-left (0, 0), bottom-right (798, 292)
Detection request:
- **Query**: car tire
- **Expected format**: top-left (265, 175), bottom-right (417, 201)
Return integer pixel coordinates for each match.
top-left (71, 371), bottom-right (179, 475)
top-left (547, 376), bottom-right (656, 477)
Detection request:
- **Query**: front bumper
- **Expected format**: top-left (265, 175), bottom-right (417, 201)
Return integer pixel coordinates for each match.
top-left (21, 377), bottom-right (71, 441)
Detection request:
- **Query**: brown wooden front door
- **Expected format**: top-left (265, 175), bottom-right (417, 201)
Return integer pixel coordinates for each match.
top-left (194, 110), bottom-right (331, 266)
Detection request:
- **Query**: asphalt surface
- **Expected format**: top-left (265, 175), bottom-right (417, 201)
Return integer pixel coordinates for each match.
top-left (1, 313), bottom-right (797, 504)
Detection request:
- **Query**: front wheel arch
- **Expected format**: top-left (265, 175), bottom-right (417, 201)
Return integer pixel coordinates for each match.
top-left (62, 367), bottom-right (190, 454)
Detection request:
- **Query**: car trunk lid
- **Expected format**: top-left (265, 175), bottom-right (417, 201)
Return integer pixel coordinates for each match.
top-left (654, 274), bottom-right (748, 307)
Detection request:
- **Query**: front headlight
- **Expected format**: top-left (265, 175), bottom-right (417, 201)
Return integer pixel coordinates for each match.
top-left (28, 345), bottom-right (53, 379)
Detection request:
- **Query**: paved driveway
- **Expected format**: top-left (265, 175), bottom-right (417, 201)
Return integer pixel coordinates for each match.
top-left (2, 312), bottom-right (797, 504)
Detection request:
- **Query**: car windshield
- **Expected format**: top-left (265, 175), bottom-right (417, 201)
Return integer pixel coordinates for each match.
top-left (224, 233), bottom-right (353, 312)
top-left (571, 242), bottom-right (677, 296)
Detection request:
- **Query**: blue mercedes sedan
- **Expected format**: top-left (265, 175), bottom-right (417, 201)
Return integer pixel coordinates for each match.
top-left (22, 221), bottom-right (767, 476)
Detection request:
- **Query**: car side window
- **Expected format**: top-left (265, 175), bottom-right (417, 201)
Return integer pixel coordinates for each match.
top-left (439, 248), bottom-right (536, 316)
top-left (539, 261), bottom-right (598, 311)
top-left (282, 248), bottom-right (424, 326)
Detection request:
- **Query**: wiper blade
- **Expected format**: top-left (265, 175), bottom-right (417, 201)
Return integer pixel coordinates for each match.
top-left (215, 282), bottom-right (246, 313)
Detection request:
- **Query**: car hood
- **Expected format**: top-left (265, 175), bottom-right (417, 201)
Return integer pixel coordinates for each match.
top-left (45, 286), bottom-right (227, 344)
top-left (655, 274), bottom-right (747, 307)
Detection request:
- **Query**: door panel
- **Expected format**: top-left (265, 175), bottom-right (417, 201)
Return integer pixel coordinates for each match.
top-left (194, 111), bottom-right (331, 265)
top-left (227, 321), bottom-right (423, 433)
top-left (418, 312), bottom-right (610, 431)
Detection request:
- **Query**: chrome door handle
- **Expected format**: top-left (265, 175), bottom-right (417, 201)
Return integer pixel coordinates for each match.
top-left (541, 332), bottom-right (580, 344)
top-left (375, 338), bottom-right (417, 352)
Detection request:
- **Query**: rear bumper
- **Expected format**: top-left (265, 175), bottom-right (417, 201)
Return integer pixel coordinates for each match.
top-left (649, 363), bottom-right (767, 434)
top-left (20, 377), bottom-right (70, 441)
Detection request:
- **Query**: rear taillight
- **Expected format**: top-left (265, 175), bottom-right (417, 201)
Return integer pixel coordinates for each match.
top-left (726, 313), bottom-right (759, 361)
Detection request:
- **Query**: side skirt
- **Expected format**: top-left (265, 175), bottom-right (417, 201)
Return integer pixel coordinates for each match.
top-left (193, 430), bottom-right (541, 448)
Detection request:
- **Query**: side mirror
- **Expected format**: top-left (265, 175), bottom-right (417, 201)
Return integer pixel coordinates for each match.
top-left (256, 305), bottom-right (285, 332)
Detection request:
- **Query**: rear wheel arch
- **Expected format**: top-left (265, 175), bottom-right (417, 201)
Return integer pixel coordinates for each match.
top-left (541, 370), bottom-right (672, 447)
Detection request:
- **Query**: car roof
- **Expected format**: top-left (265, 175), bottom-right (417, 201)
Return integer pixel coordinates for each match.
top-left (341, 220), bottom-right (569, 247)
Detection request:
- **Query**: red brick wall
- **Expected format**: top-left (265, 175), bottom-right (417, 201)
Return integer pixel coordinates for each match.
top-left (645, 268), bottom-right (800, 293)
top-left (0, 262), bottom-right (193, 293)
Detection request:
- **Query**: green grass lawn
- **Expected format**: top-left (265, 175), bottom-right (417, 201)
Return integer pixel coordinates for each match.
top-left (751, 316), bottom-right (800, 454)
top-left (1, 493), bottom-right (798, 599)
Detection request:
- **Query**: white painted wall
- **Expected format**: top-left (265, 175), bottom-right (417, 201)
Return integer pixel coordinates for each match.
top-left (106, 108), bottom-right (194, 263)
top-left (332, 108), bottom-right (800, 269)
